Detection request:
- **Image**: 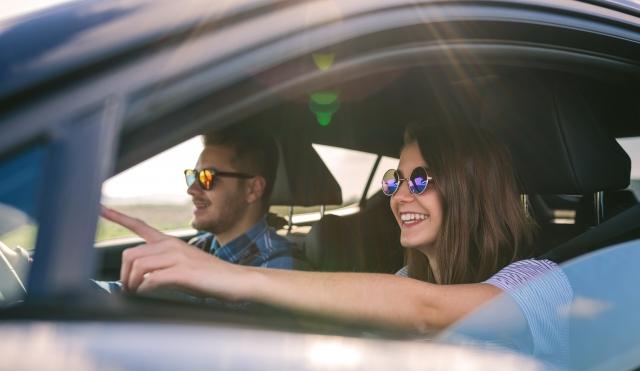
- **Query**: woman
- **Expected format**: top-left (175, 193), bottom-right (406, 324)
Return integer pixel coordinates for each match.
top-left (389, 123), bottom-right (535, 284)
top-left (103, 123), bottom-right (563, 332)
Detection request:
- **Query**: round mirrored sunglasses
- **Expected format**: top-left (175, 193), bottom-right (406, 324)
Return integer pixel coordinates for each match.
top-left (381, 166), bottom-right (432, 196)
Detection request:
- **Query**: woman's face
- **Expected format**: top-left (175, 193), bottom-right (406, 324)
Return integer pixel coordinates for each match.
top-left (390, 142), bottom-right (443, 254)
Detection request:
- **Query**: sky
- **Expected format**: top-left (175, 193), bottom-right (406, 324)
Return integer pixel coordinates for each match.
top-left (102, 137), bottom-right (204, 204)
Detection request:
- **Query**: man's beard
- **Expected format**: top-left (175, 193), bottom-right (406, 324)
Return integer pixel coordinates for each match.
top-left (191, 199), bottom-right (247, 235)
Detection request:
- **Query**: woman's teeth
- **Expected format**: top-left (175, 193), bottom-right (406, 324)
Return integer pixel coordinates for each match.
top-left (401, 213), bottom-right (427, 222)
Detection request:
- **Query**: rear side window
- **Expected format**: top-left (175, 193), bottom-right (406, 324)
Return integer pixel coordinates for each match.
top-left (617, 137), bottom-right (640, 198)
top-left (312, 144), bottom-right (378, 205)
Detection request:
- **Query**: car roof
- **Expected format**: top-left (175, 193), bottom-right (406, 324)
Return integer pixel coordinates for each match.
top-left (2, 0), bottom-right (639, 169)
top-left (2, 0), bottom-right (640, 111)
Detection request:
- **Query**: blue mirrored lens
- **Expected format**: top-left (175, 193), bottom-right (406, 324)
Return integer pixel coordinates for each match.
top-left (410, 167), bottom-right (429, 194)
top-left (382, 169), bottom-right (399, 196)
top-left (382, 179), bottom-right (398, 195)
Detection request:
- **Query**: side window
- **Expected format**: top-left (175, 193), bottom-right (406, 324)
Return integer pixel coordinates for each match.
top-left (268, 144), bottom-right (398, 223)
top-left (312, 144), bottom-right (377, 205)
top-left (0, 142), bottom-right (47, 302)
top-left (618, 137), bottom-right (640, 199)
top-left (98, 137), bottom-right (203, 242)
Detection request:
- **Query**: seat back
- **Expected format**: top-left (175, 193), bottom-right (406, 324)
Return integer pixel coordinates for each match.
top-left (542, 203), bottom-right (640, 263)
top-left (303, 193), bottom-right (403, 273)
top-left (475, 74), bottom-right (632, 257)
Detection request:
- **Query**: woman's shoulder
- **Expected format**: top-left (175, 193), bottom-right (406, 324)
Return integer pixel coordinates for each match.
top-left (484, 258), bottom-right (559, 291)
top-left (395, 265), bottom-right (409, 277)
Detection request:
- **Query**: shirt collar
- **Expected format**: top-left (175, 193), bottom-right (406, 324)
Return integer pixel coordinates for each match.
top-left (213, 216), bottom-right (269, 263)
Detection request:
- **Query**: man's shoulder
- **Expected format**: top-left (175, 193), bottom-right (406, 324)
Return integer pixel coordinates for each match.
top-left (255, 226), bottom-right (310, 270)
top-left (263, 227), bottom-right (294, 247)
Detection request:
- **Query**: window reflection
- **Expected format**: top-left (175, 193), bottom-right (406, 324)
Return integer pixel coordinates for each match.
top-left (0, 142), bottom-right (46, 304)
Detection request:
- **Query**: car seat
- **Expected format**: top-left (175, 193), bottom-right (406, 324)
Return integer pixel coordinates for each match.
top-left (476, 74), bottom-right (632, 259)
top-left (303, 192), bottom-right (403, 273)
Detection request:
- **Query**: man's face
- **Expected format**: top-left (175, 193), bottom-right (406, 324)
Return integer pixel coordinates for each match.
top-left (187, 145), bottom-right (249, 234)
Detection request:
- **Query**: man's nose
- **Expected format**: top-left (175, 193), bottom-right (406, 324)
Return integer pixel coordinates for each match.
top-left (186, 181), bottom-right (202, 196)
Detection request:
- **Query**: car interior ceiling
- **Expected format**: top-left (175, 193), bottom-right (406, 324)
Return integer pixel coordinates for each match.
top-left (98, 62), bottom-right (639, 280)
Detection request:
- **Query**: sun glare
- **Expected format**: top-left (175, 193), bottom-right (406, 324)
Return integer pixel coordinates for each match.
top-left (0, 0), bottom-right (76, 21)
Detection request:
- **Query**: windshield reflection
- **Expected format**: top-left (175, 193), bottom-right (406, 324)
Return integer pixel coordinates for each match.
top-left (439, 239), bottom-right (640, 370)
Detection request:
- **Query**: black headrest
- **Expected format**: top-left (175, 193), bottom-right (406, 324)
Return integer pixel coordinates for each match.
top-left (270, 133), bottom-right (342, 206)
top-left (478, 76), bottom-right (630, 194)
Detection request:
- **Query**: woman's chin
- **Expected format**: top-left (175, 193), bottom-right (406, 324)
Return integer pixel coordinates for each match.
top-left (400, 236), bottom-right (435, 252)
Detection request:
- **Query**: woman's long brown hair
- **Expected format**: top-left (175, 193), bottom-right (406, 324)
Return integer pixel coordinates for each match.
top-left (404, 124), bottom-right (536, 284)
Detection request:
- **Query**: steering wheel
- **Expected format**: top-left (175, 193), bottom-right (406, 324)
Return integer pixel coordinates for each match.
top-left (0, 241), bottom-right (27, 305)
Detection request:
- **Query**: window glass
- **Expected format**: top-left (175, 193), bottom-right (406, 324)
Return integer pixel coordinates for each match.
top-left (0, 143), bottom-right (46, 303)
top-left (269, 144), bottom-right (382, 222)
top-left (312, 144), bottom-right (378, 205)
top-left (617, 137), bottom-right (640, 198)
top-left (443, 238), bottom-right (640, 370)
top-left (98, 137), bottom-right (203, 242)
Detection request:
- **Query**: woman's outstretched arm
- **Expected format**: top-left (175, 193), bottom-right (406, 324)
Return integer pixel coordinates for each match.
top-left (102, 206), bottom-right (502, 332)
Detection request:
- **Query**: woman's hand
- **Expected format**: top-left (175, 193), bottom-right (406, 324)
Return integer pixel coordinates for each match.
top-left (101, 206), bottom-right (243, 299)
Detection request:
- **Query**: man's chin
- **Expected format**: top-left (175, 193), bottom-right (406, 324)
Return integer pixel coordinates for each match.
top-left (190, 218), bottom-right (208, 231)
top-left (191, 217), bottom-right (221, 234)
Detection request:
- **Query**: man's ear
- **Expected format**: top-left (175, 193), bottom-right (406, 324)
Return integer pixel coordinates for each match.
top-left (246, 176), bottom-right (266, 204)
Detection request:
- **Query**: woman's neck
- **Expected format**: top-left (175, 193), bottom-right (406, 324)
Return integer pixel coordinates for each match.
top-left (418, 246), bottom-right (441, 284)
top-left (429, 258), bottom-right (441, 284)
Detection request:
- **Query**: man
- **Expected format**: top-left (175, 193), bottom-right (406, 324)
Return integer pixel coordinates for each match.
top-left (106, 126), bottom-right (308, 272)
top-left (183, 126), bottom-right (306, 268)
top-left (95, 126), bottom-right (308, 295)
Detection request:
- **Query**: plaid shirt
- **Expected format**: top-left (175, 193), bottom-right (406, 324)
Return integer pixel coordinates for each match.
top-left (189, 216), bottom-right (308, 269)
top-left (94, 216), bottom-right (307, 294)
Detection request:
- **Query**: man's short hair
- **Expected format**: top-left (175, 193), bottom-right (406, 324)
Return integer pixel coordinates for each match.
top-left (203, 126), bottom-right (278, 211)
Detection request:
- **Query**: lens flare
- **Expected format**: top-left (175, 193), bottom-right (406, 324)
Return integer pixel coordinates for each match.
top-left (312, 52), bottom-right (336, 71)
top-left (309, 91), bottom-right (340, 127)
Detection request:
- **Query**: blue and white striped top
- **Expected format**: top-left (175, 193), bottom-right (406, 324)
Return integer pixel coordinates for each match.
top-left (484, 259), bottom-right (572, 364)
top-left (397, 259), bottom-right (572, 364)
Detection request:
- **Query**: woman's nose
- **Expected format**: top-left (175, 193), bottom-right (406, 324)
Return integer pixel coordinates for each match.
top-left (393, 180), bottom-right (414, 202)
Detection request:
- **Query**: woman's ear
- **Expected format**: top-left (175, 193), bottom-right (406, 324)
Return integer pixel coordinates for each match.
top-left (246, 175), bottom-right (266, 204)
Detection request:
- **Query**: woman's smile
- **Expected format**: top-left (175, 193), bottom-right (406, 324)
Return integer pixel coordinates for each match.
top-left (399, 212), bottom-right (430, 227)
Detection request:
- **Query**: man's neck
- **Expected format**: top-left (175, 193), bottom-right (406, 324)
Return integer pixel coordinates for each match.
top-left (214, 210), bottom-right (265, 246)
